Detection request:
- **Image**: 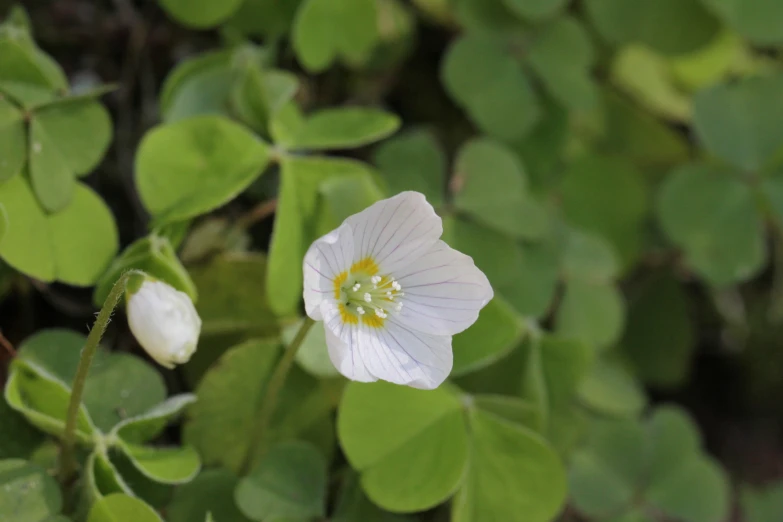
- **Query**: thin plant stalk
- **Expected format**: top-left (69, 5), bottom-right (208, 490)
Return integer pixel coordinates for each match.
top-left (242, 317), bottom-right (315, 474)
top-left (59, 270), bottom-right (142, 482)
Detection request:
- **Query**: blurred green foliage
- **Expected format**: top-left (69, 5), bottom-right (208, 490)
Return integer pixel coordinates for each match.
top-left (2, 0), bottom-right (783, 520)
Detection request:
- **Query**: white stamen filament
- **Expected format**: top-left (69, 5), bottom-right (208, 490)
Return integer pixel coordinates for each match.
top-left (342, 272), bottom-right (406, 322)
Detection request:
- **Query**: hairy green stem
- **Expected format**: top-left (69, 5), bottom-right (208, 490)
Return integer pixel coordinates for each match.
top-left (59, 270), bottom-right (142, 482)
top-left (243, 317), bottom-right (315, 474)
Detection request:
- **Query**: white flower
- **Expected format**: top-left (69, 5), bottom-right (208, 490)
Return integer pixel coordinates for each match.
top-left (303, 191), bottom-right (493, 389)
top-left (127, 278), bottom-right (202, 369)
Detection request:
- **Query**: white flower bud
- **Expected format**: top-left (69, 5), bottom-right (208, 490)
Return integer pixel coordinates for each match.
top-left (127, 279), bottom-right (201, 369)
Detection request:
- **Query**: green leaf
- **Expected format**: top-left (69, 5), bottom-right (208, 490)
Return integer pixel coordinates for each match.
top-left (185, 339), bottom-right (332, 474)
top-left (94, 235), bottom-right (197, 306)
top-left (528, 16), bottom-right (597, 110)
top-left (135, 115), bottom-right (271, 224)
top-left (473, 395), bottom-right (543, 433)
top-left (338, 381), bottom-right (468, 512)
top-left (33, 98), bottom-right (112, 177)
top-left (600, 89), bottom-right (690, 167)
top-left (158, 0), bottom-right (244, 28)
top-left (501, 0), bottom-right (567, 20)
top-left (267, 156), bottom-right (378, 315)
top-left (315, 174), bottom-right (384, 236)
top-left (701, 0), bottom-right (783, 45)
top-left (0, 95), bottom-right (25, 182)
top-left (87, 494), bottom-right (162, 522)
top-left (561, 228), bottom-right (619, 284)
top-left (82, 452), bottom-right (132, 512)
top-left (443, 216), bottom-right (558, 319)
top-left (235, 441), bottom-right (327, 521)
top-left (0, 459), bottom-right (62, 522)
top-left (374, 128), bottom-right (446, 206)
top-left (28, 117), bottom-right (73, 212)
top-left (160, 49), bottom-right (235, 123)
top-left (0, 397), bottom-right (44, 459)
top-left (280, 107), bottom-right (400, 151)
top-left (5, 362), bottom-right (96, 442)
top-left (0, 33), bottom-right (64, 95)
top-left (184, 339), bottom-right (279, 474)
top-left (657, 164), bottom-right (765, 286)
top-left (441, 34), bottom-right (540, 142)
top-left (578, 356), bottom-right (646, 417)
top-left (521, 334), bottom-right (595, 415)
top-left (584, 0), bottom-right (720, 55)
top-left (742, 482), bottom-right (783, 522)
top-left (332, 472), bottom-right (415, 522)
top-left (453, 0), bottom-right (521, 32)
top-left (0, 204), bottom-right (6, 245)
top-left (118, 443), bottom-right (200, 485)
top-left (15, 329), bottom-right (166, 433)
top-left (611, 46), bottom-right (692, 123)
top-left (453, 138), bottom-right (548, 239)
top-left (167, 469), bottom-right (251, 522)
top-left (28, 97), bottom-right (112, 212)
top-left (693, 74), bottom-right (783, 172)
top-left (622, 273), bottom-right (695, 388)
top-left (112, 395), bottom-right (196, 445)
top-left (189, 253), bottom-right (279, 337)
top-left (283, 319), bottom-right (340, 378)
top-left (559, 155), bottom-right (647, 269)
top-left (224, 0), bottom-right (302, 39)
top-left (646, 456), bottom-right (729, 522)
top-left (646, 406), bottom-right (702, 485)
top-left (556, 279), bottom-right (625, 351)
top-left (452, 297), bottom-right (525, 376)
top-left (569, 419), bottom-right (647, 517)
top-left (292, 0), bottom-right (379, 72)
top-left (572, 406), bottom-right (725, 521)
top-left (0, 176), bottom-right (118, 286)
top-left (452, 410), bottom-right (567, 522)
top-left (506, 240), bottom-right (560, 319)
top-left (231, 67), bottom-right (299, 135)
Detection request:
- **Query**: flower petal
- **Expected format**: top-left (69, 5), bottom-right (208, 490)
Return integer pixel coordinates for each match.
top-left (375, 319), bottom-right (453, 390)
top-left (346, 191), bottom-right (442, 274)
top-left (321, 301), bottom-right (452, 389)
top-left (392, 241), bottom-right (493, 336)
top-left (303, 223), bottom-right (354, 320)
top-left (322, 307), bottom-right (377, 383)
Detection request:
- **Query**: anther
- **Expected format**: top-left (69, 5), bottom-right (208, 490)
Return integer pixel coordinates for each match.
top-left (375, 308), bottom-right (387, 318)
top-left (392, 281), bottom-right (402, 291)
top-left (356, 306), bottom-right (365, 315)
top-left (363, 293), bottom-right (372, 303)
top-left (352, 283), bottom-right (361, 291)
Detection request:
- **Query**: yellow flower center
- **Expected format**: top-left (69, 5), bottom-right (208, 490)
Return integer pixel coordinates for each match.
top-left (333, 256), bottom-right (405, 328)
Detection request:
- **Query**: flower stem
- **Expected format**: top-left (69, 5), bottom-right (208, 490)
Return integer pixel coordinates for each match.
top-left (59, 270), bottom-right (141, 482)
top-left (243, 317), bottom-right (315, 474)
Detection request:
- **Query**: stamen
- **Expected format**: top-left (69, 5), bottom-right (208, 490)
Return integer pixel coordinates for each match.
top-left (371, 275), bottom-right (381, 284)
top-left (352, 283), bottom-right (361, 291)
top-left (363, 293), bottom-right (372, 303)
top-left (386, 291), bottom-right (393, 299)
top-left (392, 281), bottom-right (402, 291)
top-left (356, 306), bottom-right (365, 315)
top-left (375, 308), bottom-right (387, 318)
top-left (396, 302), bottom-right (403, 311)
